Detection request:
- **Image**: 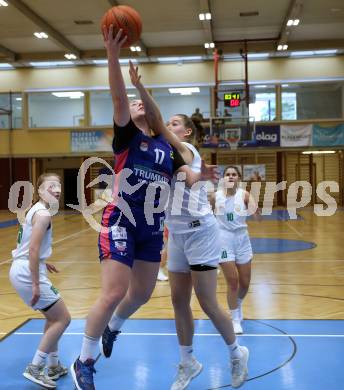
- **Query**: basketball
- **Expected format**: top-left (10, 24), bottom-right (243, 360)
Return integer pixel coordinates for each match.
top-left (101, 5), bottom-right (142, 47)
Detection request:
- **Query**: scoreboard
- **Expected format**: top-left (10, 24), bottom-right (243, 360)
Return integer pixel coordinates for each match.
top-left (224, 93), bottom-right (241, 107)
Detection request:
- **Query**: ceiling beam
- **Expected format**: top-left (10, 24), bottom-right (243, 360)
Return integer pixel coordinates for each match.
top-left (199, 0), bottom-right (214, 53)
top-left (7, 0), bottom-right (81, 57)
top-left (0, 44), bottom-right (16, 61)
top-left (107, 0), bottom-right (147, 57)
top-left (278, 0), bottom-right (303, 50)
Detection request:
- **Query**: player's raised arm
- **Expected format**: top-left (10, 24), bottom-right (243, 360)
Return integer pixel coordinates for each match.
top-left (129, 61), bottom-right (194, 164)
top-left (103, 25), bottom-right (129, 127)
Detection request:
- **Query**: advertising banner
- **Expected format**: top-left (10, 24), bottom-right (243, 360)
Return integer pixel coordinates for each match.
top-left (280, 125), bottom-right (312, 147)
top-left (71, 131), bottom-right (112, 152)
top-left (312, 124), bottom-right (344, 146)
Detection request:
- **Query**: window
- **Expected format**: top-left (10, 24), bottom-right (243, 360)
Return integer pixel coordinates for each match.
top-left (152, 87), bottom-right (211, 121)
top-left (281, 82), bottom-right (343, 120)
top-left (281, 92), bottom-right (297, 120)
top-left (249, 86), bottom-right (276, 122)
top-left (0, 93), bottom-right (22, 129)
top-left (90, 91), bottom-right (113, 126)
top-left (28, 91), bottom-right (85, 128)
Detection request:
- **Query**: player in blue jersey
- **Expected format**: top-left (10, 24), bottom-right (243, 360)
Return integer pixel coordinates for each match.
top-left (71, 26), bottom-right (218, 390)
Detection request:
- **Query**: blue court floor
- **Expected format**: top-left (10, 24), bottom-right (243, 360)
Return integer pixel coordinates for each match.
top-left (0, 319), bottom-right (343, 389)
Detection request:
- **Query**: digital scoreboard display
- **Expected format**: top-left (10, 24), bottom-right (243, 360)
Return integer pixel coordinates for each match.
top-left (224, 93), bottom-right (241, 107)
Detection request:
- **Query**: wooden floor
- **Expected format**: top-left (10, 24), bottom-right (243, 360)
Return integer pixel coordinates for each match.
top-left (1, 208), bottom-right (344, 339)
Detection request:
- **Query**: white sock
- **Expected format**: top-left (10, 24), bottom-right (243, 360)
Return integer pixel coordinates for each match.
top-left (229, 339), bottom-right (243, 359)
top-left (237, 298), bottom-right (243, 308)
top-left (32, 350), bottom-right (48, 367)
top-left (80, 334), bottom-right (100, 362)
top-left (47, 351), bottom-right (59, 367)
top-left (231, 308), bottom-right (240, 321)
top-left (108, 314), bottom-right (126, 332)
top-left (179, 345), bottom-right (194, 365)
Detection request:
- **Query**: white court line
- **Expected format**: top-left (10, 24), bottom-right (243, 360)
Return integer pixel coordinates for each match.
top-left (0, 227), bottom-right (92, 266)
top-left (1, 332), bottom-right (344, 338)
top-left (284, 221), bottom-right (303, 238)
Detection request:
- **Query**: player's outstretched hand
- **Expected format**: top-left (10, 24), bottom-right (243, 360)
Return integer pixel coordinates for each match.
top-left (200, 160), bottom-right (220, 183)
top-left (103, 25), bottom-right (127, 58)
top-left (129, 60), bottom-right (142, 88)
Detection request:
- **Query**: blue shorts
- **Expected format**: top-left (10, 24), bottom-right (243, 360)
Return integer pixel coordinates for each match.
top-left (98, 204), bottom-right (164, 268)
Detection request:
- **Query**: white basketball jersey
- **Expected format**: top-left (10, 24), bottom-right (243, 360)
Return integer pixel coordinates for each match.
top-left (12, 201), bottom-right (52, 261)
top-left (166, 142), bottom-right (216, 234)
top-left (215, 188), bottom-right (248, 231)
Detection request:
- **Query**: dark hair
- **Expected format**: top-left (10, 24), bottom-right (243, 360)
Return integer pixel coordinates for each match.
top-left (223, 165), bottom-right (242, 178)
top-left (175, 114), bottom-right (206, 146)
top-left (175, 114), bottom-right (196, 133)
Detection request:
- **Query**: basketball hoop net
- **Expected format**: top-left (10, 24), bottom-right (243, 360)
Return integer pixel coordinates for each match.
top-left (225, 128), bottom-right (241, 150)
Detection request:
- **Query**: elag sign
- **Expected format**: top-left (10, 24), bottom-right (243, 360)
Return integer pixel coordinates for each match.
top-left (254, 125), bottom-right (280, 146)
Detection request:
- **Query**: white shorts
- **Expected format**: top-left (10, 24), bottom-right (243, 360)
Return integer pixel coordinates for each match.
top-left (167, 224), bottom-right (221, 273)
top-left (9, 259), bottom-right (61, 311)
top-left (219, 228), bottom-right (253, 265)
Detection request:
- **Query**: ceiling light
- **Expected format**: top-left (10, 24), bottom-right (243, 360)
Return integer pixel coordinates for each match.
top-left (0, 0), bottom-right (8, 6)
top-left (158, 56), bottom-right (203, 63)
top-left (199, 12), bottom-right (212, 20)
top-left (293, 19), bottom-right (300, 25)
top-left (16, 97), bottom-right (22, 101)
top-left (34, 32), bottom-right (48, 39)
top-left (204, 42), bottom-right (215, 49)
top-left (52, 92), bottom-right (84, 99)
top-left (277, 44), bottom-right (288, 51)
top-left (0, 63), bottom-right (13, 69)
top-left (314, 49), bottom-right (337, 55)
top-left (119, 58), bottom-right (136, 65)
top-left (30, 61), bottom-right (72, 67)
top-left (287, 19), bottom-right (294, 26)
top-left (130, 46), bottom-right (141, 52)
top-left (127, 94), bottom-right (136, 98)
top-left (64, 53), bottom-right (77, 60)
top-left (92, 59), bottom-right (108, 65)
top-left (302, 151), bottom-right (336, 155)
top-left (247, 53), bottom-right (269, 59)
top-left (168, 87), bottom-right (200, 95)
top-left (290, 50), bottom-right (313, 56)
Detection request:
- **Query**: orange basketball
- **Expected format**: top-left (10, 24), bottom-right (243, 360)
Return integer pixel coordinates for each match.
top-left (101, 5), bottom-right (142, 48)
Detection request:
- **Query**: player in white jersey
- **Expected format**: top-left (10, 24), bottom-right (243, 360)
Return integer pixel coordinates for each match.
top-left (211, 166), bottom-right (260, 334)
top-left (163, 116), bottom-right (249, 389)
top-left (9, 173), bottom-right (71, 389)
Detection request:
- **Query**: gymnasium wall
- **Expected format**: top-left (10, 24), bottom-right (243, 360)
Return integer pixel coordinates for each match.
top-left (1, 56), bottom-right (344, 92)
